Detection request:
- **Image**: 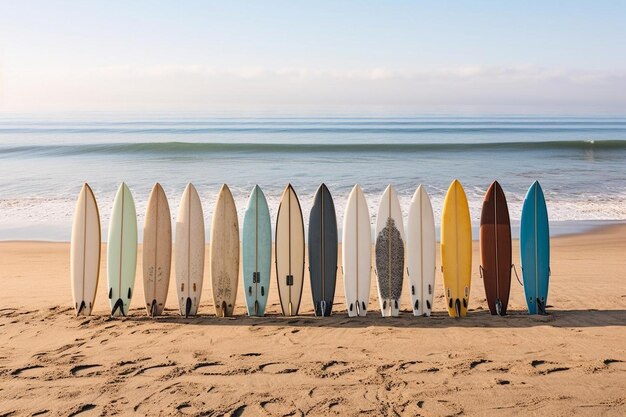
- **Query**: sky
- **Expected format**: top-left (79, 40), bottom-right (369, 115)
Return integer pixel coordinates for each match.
top-left (1, 1), bottom-right (625, 114)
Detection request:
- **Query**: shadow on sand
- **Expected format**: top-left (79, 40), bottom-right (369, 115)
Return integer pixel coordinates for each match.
top-left (99, 307), bottom-right (626, 329)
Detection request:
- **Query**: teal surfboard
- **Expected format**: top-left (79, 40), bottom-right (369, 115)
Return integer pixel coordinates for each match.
top-left (520, 181), bottom-right (550, 315)
top-left (107, 183), bottom-right (138, 316)
top-left (242, 185), bottom-right (272, 316)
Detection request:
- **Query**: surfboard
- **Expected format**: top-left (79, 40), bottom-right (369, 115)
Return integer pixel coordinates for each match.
top-left (441, 179), bottom-right (472, 318)
top-left (275, 184), bottom-right (305, 316)
top-left (107, 182), bottom-right (138, 317)
top-left (242, 185), bottom-right (272, 316)
top-left (342, 184), bottom-right (372, 317)
top-left (308, 183), bottom-right (338, 317)
top-left (210, 184), bottom-right (240, 317)
top-left (175, 183), bottom-right (205, 317)
top-left (520, 181), bottom-right (550, 315)
top-left (70, 183), bottom-right (101, 316)
top-left (375, 185), bottom-right (404, 317)
top-left (407, 185), bottom-right (436, 317)
top-left (142, 183), bottom-right (172, 317)
top-left (479, 181), bottom-right (512, 316)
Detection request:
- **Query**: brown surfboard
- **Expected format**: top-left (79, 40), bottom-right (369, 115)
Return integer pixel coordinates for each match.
top-left (479, 181), bottom-right (512, 316)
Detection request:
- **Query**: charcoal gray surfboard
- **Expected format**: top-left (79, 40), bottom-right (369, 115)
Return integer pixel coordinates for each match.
top-left (308, 183), bottom-right (338, 316)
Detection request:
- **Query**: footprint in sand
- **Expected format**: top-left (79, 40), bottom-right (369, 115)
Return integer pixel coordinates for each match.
top-left (193, 361), bottom-right (233, 376)
top-left (260, 362), bottom-right (298, 374)
top-left (261, 399), bottom-right (302, 417)
top-left (469, 358), bottom-right (493, 370)
top-left (602, 358), bottom-right (626, 371)
top-left (398, 360), bottom-right (424, 373)
top-left (70, 364), bottom-right (102, 377)
top-left (312, 360), bottom-right (356, 379)
top-left (11, 364), bottom-right (46, 378)
top-left (134, 361), bottom-right (177, 377)
top-left (67, 403), bottom-right (97, 417)
top-left (530, 359), bottom-right (570, 375)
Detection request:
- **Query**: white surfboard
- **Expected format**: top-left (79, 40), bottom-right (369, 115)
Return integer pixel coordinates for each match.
top-left (342, 184), bottom-right (372, 317)
top-left (175, 183), bottom-right (205, 317)
top-left (107, 183), bottom-right (138, 317)
top-left (70, 183), bottom-right (101, 316)
top-left (375, 185), bottom-right (405, 317)
top-left (407, 185), bottom-right (436, 316)
top-left (142, 183), bottom-right (172, 317)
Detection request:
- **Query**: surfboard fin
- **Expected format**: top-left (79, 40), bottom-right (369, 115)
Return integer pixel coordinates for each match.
top-left (495, 299), bottom-right (503, 316)
top-left (150, 299), bottom-right (158, 317)
top-left (254, 300), bottom-right (259, 316)
top-left (537, 298), bottom-right (547, 315)
top-left (220, 301), bottom-right (227, 317)
top-left (77, 300), bottom-right (86, 316)
top-left (185, 297), bottom-right (192, 318)
top-left (320, 300), bottom-right (327, 317)
top-left (111, 298), bottom-right (125, 317)
top-left (454, 299), bottom-right (461, 318)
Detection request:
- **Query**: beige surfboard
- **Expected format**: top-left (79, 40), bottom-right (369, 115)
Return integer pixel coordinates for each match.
top-left (210, 184), bottom-right (240, 317)
top-left (142, 183), bottom-right (172, 317)
top-left (275, 184), bottom-right (305, 316)
top-left (70, 183), bottom-right (101, 316)
top-left (175, 183), bottom-right (205, 317)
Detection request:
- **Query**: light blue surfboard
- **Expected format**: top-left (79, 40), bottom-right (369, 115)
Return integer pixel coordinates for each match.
top-left (520, 181), bottom-right (550, 315)
top-left (242, 185), bottom-right (272, 316)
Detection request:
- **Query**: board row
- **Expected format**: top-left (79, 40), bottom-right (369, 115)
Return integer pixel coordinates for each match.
top-left (71, 180), bottom-right (550, 319)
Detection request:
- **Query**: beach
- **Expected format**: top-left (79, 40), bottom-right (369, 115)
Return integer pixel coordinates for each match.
top-left (1, 224), bottom-right (624, 416)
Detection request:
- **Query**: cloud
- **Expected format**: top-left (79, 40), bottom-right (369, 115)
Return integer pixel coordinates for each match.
top-left (1, 64), bottom-right (625, 113)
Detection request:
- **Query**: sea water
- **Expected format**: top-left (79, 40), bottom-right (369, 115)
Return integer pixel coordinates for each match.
top-left (0, 114), bottom-right (625, 241)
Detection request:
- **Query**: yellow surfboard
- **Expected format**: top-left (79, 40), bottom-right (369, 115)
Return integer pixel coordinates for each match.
top-left (441, 179), bottom-right (472, 318)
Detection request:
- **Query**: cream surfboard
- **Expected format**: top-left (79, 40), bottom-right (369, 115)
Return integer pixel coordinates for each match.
top-left (70, 183), bottom-right (101, 316)
top-left (342, 184), bottom-right (372, 317)
top-left (107, 183), bottom-right (138, 317)
top-left (275, 184), bottom-right (305, 316)
top-left (375, 185), bottom-right (405, 317)
top-left (142, 183), bottom-right (172, 317)
top-left (407, 185), bottom-right (436, 316)
top-left (441, 179), bottom-right (472, 318)
top-left (210, 184), bottom-right (240, 317)
top-left (176, 183), bottom-right (205, 317)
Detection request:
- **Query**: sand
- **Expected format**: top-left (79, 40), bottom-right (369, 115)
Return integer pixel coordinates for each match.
top-left (0, 225), bottom-right (625, 416)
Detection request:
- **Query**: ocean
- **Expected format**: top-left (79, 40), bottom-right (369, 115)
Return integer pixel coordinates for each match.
top-left (0, 114), bottom-right (625, 241)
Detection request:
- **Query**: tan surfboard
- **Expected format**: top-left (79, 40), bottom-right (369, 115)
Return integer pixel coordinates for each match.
top-left (175, 183), bottom-right (205, 317)
top-left (70, 183), bottom-right (101, 316)
top-left (142, 183), bottom-right (172, 317)
top-left (275, 184), bottom-right (305, 316)
top-left (210, 184), bottom-right (240, 317)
